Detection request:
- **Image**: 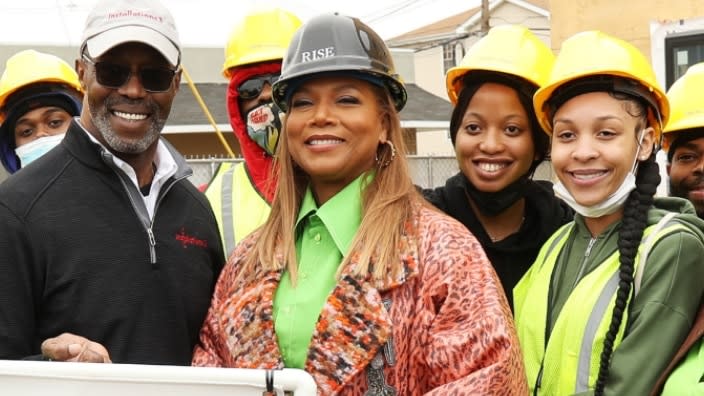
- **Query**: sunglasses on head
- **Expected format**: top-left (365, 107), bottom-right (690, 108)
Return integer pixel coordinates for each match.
top-left (237, 73), bottom-right (280, 100)
top-left (82, 54), bottom-right (178, 93)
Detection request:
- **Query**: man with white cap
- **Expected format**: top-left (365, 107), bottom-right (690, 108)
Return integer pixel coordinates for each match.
top-left (0, 0), bottom-right (224, 364)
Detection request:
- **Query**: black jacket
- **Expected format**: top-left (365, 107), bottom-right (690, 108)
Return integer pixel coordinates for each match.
top-left (424, 172), bottom-right (573, 309)
top-left (0, 120), bottom-right (224, 365)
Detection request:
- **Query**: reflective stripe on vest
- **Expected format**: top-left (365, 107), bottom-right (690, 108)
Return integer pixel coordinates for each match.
top-left (577, 268), bottom-right (619, 392)
top-left (205, 162), bottom-right (271, 256)
top-left (515, 220), bottom-right (687, 395)
top-left (220, 164), bottom-right (236, 256)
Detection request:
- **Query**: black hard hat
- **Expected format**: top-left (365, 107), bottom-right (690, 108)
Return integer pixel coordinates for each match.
top-left (272, 13), bottom-right (407, 112)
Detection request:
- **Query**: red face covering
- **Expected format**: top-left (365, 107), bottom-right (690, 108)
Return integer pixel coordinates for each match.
top-left (226, 62), bottom-right (282, 203)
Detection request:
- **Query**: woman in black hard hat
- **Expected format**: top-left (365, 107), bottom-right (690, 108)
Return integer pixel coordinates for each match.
top-left (193, 13), bottom-right (527, 395)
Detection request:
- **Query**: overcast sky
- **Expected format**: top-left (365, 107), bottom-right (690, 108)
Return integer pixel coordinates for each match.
top-left (0, 0), bottom-right (480, 47)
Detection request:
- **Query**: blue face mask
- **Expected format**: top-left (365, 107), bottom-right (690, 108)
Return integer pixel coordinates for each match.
top-left (14, 133), bottom-right (65, 168)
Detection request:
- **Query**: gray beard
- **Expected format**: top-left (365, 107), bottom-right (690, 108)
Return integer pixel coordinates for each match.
top-left (89, 98), bottom-right (165, 154)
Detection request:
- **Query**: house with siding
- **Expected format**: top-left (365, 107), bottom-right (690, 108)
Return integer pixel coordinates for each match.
top-left (386, 0), bottom-right (550, 155)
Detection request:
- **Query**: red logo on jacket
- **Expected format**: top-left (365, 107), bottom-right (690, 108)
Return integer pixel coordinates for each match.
top-left (176, 228), bottom-right (208, 249)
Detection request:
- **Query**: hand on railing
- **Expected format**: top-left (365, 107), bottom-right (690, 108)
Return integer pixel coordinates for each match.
top-left (41, 333), bottom-right (112, 363)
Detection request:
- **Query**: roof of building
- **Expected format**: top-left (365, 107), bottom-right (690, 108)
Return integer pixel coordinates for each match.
top-left (166, 82), bottom-right (452, 131)
top-left (387, 0), bottom-right (549, 48)
top-left (388, 7), bottom-right (480, 47)
top-left (525, 0), bottom-right (548, 10)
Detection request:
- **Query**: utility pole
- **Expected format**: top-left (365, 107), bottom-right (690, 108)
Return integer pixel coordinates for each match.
top-left (481, 0), bottom-right (490, 35)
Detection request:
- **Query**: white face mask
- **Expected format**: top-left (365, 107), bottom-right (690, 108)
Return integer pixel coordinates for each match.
top-left (15, 133), bottom-right (65, 168)
top-left (553, 130), bottom-right (646, 218)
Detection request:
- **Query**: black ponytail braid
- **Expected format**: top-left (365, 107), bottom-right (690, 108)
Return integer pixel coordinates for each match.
top-left (593, 153), bottom-right (660, 396)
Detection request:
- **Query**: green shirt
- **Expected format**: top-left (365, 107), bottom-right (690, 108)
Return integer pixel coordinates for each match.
top-left (273, 176), bottom-right (364, 368)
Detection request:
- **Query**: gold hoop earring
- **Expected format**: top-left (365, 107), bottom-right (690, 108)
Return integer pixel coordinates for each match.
top-left (376, 141), bottom-right (396, 168)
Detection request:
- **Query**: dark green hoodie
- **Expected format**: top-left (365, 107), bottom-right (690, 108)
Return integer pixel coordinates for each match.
top-left (548, 197), bottom-right (704, 396)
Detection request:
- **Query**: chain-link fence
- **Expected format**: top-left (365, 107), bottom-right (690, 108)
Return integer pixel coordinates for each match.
top-left (186, 156), bottom-right (555, 189)
top-left (187, 158), bottom-right (244, 188)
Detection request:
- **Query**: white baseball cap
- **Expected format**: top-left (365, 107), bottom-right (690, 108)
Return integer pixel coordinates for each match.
top-left (81, 0), bottom-right (181, 66)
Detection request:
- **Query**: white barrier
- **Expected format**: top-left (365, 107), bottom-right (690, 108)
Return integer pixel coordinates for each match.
top-left (0, 360), bottom-right (317, 395)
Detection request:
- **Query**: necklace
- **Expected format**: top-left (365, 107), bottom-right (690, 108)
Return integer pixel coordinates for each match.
top-left (487, 216), bottom-right (525, 242)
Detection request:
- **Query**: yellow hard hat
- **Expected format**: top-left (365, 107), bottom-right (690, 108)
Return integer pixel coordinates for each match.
top-left (222, 8), bottom-right (302, 78)
top-left (662, 62), bottom-right (704, 151)
top-left (533, 30), bottom-right (669, 140)
top-left (446, 24), bottom-right (555, 105)
top-left (0, 50), bottom-right (82, 119)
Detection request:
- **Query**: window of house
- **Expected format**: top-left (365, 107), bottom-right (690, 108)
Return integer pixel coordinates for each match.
top-left (665, 31), bottom-right (704, 89)
top-left (443, 43), bottom-right (456, 74)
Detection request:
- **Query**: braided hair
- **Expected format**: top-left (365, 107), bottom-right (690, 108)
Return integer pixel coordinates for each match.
top-left (592, 96), bottom-right (660, 396)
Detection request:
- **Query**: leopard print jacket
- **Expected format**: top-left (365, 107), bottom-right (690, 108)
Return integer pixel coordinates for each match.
top-left (193, 202), bottom-right (528, 395)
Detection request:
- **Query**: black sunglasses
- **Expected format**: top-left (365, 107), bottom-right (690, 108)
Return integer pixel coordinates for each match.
top-left (237, 73), bottom-right (280, 100)
top-left (82, 54), bottom-right (177, 93)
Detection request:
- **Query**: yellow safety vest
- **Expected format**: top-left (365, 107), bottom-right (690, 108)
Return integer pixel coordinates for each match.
top-left (515, 218), bottom-right (686, 396)
top-left (661, 339), bottom-right (704, 395)
top-left (205, 162), bottom-right (271, 257)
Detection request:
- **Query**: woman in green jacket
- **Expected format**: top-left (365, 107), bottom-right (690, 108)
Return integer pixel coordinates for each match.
top-left (514, 30), bottom-right (704, 396)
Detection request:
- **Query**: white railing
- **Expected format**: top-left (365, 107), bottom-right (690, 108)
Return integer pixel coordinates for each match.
top-left (0, 360), bottom-right (317, 396)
